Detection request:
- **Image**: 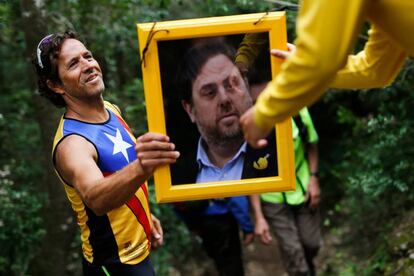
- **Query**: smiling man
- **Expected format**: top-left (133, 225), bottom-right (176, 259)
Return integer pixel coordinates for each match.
top-left (33, 31), bottom-right (179, 275)
top-left (171, 41), bottom-right (277, 276)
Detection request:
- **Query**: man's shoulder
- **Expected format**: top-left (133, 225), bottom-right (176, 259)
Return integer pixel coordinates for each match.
top-left (52, 115), bottom-right (98, 167)
top-left (104, 101), bottom-right (122, 116)
top-left (52, 134), bottom-right (97, 186)
top-left (54, 134), bottom-right (95, 162)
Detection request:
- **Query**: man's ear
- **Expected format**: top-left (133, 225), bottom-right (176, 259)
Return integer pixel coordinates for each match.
top-left (46, 80), bottom-right (65, 95)
top-left (181, 100), bottom-right (196, 123)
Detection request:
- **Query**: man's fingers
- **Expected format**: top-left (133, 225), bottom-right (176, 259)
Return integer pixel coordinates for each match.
top-left (136, 140), bottom-right (175, 152)
top-left (261, 231), bottom-right (272, 245)
top-left (153, 218), bottom-right (163, 237)
top-left (247, 138), bottom-right (268, 149)
top-left (152, 229), bottom-right (163, 247)
top-left (270, 43), bottom-right (296, 59)
top-left (254, 223), bottom-right (272, 245)
top-left (256, 139), bottom-right (268, 149)
top-left (240, 107), bottom-right (273, 149)
top-left (270, 49), bottom-right (290, 59)
top-left (152, 234), bottom-right (163, 248)
top-left (139, 157), bottom-right (179, 168)
top-left (243, 233), bottom-right (254, 245)
top-left (310, 195), bottom-right (320, 209)
top-left (151, 215), bottom-right (164, 248)
top-left (137, 150), bottom-right (180, 160)
top-left (137, 132), bottom-right (170, 143)
top-left (287, 43), bottom-right (296, 52)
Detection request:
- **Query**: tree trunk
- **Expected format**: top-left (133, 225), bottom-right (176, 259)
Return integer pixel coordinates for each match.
top-left (19, 1), bottom-right (77, 275)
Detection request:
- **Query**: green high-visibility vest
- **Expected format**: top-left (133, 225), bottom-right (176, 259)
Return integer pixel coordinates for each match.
top-left (261, 107), bottom-right (318, 205)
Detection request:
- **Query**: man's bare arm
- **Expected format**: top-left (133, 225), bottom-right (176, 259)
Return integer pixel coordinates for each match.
top-left (250, 194), bottom-right (272, 245)
top-left (55, 133), bottom-right (179, 215)
top-left (305, 143), bottom-right (320, 209)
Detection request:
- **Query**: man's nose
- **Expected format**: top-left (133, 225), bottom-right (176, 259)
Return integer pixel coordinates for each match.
top-left (217, 86), bottom-right (233, 113)
top-left (217, 86), bottom-right (230, 103)
top-left (80, 57), bottom-right (94, 73)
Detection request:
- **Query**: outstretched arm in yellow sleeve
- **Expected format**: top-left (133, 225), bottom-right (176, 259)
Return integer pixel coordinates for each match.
top-left (331, 24), bottom-right (407, 89)
top-left (241, 0), bottom-right (368, 147)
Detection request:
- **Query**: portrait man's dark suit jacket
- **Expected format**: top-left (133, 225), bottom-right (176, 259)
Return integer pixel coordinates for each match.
top-left (171, 132), bottom-right (278, 216)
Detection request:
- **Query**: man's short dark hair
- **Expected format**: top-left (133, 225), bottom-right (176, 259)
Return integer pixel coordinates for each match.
top-left (177, 41), bottom-right (239, 104)
top-left (32, 31), bottom-right (79, 108)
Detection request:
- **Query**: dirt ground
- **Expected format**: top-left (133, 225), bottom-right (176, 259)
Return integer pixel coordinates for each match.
top-left (244, 237), bottom-right (287, 276)
top-left (170, 233), bottom-right (288, 276)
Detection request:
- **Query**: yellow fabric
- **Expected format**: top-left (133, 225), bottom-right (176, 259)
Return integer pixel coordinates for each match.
top-left (254, 0), bottom-right (412, 128)
top-left (105, 189), bottom-right (150, 264)
top-left (235, 32), bottom-right (269, 69)
top-left (104, 101), bottom-right (122, 116)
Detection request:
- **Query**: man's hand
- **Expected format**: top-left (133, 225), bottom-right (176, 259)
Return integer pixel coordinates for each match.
top-left (243, 232), bottom-right (254, 246)
top-left (270, 43), bottom-right (296, 60)
top-left (135, 133), bottom-right (180, 177)
top-left (240, 107), bottom-right (270, 149)
top-left (151, 214), bottom-right (164, 248)
top-left (254, 217), bottom-right (272, 245)
top-left (305, 176), bottom-right (321, 209)
top-left (240, 43), bottom-right (296, 149)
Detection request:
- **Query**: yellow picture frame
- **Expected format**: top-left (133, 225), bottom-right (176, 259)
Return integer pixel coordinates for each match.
top-left (137, 12), bottom-right (295, 203)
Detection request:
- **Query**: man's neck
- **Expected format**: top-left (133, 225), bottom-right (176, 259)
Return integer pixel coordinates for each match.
top-left (65, 97), bottom-right (108, 123)
top-left (204, 138), bottom-right (244, 169)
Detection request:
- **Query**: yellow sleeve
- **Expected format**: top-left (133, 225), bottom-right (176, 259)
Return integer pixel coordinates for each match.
top-left (235, 32), bottom-right (268, 69)
top-left (331, 25), bottom-right (407, 89)
top-left (254, 0), bottom-right (367, 129)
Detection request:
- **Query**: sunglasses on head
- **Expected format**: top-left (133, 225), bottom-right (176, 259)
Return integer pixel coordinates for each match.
top-left (36, 34), bottom-right (54, 69)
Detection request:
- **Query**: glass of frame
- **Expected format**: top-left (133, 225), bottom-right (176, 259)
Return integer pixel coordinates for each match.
top-left (137, 12), bottom-right (295, 203)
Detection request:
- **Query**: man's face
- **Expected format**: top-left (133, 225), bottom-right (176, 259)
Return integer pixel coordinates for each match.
top-left (51, 39), bottom-right (105, 101)
top-left (183, 54), bottom-right (252, 145)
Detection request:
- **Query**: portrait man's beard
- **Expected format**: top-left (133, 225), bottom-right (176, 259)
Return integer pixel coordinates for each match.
top-left (194, 95), bottom-right (252, 148)
top-left (197, 116), bottom-right (243, 147)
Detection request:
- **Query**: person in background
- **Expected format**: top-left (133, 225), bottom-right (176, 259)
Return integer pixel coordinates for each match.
top-left (237, 36), bottom-right (321, 275)
top-left (251, 106), bottom-right (321, 276)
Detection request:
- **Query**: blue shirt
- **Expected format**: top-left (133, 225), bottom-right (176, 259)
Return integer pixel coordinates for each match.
top-left (196, 139), bottom-right (253, 233)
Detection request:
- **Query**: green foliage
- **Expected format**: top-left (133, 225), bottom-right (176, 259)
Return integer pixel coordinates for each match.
top-left (0, 11), bottom-right (47, 267)
top-left (316, 60), bottom-right (414, 274)
top-left (0, 164), bottom-right (45, 275)
top-left (336, 61), bottom-right (414, 229)
top-left (0, 89), bottom-right (46, 275)
top-left (107, 78), bottom-right (148, 135)
top-left (192, 0), bottom-right (273, 15)
top-left (0, 2), bottom-right (48, 274)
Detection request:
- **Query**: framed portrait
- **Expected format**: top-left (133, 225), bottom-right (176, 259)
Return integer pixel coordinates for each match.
top-left (137, 12), bottom-right (295, 203)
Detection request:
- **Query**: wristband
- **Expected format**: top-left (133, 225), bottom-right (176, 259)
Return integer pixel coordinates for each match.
top-left (311, 172), bottom-right (319, 177)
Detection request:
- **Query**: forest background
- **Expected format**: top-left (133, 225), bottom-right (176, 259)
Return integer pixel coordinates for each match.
top-left (1, 0), bottom-right (413, 275)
